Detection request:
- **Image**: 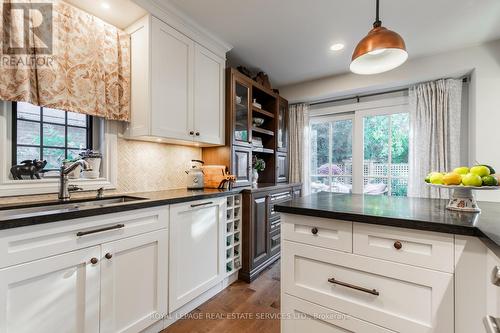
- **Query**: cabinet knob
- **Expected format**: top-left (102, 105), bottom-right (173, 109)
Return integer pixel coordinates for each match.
top-left (195, 132), bottom-right (200, 136)
top-left (394, 240), bottom-right (402, 250)
top-left (90, 257), bottom-right (99, 265)
top-left (105, 253), bottom-right (113, 260)
top-left (189, 131), bottom-right (194, 135)
top-left (311, 227), bottom-right (319, 235)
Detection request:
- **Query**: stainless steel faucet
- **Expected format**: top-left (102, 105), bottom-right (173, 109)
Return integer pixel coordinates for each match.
top-left (59, 160), bottom-right (92, 201)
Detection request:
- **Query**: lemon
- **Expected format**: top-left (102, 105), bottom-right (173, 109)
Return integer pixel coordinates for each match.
top-left (481, 165), bottom-right (496, 175)
top-left (453, 167), bottom-right (469, 175)
top-left (443, 172), bottom-right (462, 185)
top-left (470, 165), bottom-right (490, 178)
top-left (462, 173), bottom-right (483, 187)
top-left (429, 173), bottom-right (445, 185)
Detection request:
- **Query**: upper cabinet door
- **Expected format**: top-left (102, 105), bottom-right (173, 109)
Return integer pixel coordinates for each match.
top-left (151, 17), bottom-right (195, 142)
top-left (0, 246), bottom-right (101, 333)
top-left (233, 77), bottom-right (252, 146)
top-left (278, 97), bottom-right (289, 152)
top-left (194, 44), bottom-right (225, 145)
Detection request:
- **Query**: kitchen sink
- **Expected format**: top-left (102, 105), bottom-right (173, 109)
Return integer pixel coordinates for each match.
top-left (0, 196), bottom-right (147, 220)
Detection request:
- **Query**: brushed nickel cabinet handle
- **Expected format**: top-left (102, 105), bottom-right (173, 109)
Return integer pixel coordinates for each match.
top-left (90, 257), bottom-right (99, 265)
top-left (484, 315), bottom-right (500, 333)
top-left (492, 266), bottom-right (500, 286)
top-left (76, 224), bottom-right (125, 237)
top-left (328, 277), bottom-right (379, 296)
top-left (394, 240), bottom-right (402, 250)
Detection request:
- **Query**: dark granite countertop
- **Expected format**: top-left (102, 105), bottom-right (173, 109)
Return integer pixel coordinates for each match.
top-left (0, 182), bottom-right (302, 230)
top-left (274, 192), bottom-right (500, 249)
top-left (0, 188), bottom-right (243, 230)
top-left (240, 182), bottom-right (302, 193)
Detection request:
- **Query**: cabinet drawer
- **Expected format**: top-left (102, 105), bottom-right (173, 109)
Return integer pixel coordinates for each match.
top-left (0, 206), bottom-right (169, 269)
top-left (282, 214), bottom-right (352, 252)
top-left (269, 190), bottom-right (292, 203)
top-left (353, 223), bottom-right (454, 273)
top-left (282, 294), bottom-right (396, 333)
top-left (282, 241), bottom-right (454, 333)
top-left (270, 227), bottom-right (280, 257)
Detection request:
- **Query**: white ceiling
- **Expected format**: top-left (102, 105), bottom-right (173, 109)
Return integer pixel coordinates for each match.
top-left (168, 0), bottom-right (500, 87)
top-left (65, 0), bottom-right (147, 29)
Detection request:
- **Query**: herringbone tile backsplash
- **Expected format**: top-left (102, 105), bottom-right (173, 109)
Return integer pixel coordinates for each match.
top-left (117, 138), bottom-right (201, 193)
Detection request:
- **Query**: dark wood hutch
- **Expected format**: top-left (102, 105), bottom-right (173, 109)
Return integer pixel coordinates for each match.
top-left (203, 68), bottom-right (301, 282)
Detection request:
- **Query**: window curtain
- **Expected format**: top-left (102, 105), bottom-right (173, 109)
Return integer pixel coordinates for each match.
top-left (408, 79), bottom-right (463, 198)
top-left (0, 0), bottom-right (131, 121)
top-left (288, 103), bottom-right (310, 195)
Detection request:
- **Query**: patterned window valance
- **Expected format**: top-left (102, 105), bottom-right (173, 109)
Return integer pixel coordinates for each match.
top-left (0, 0), bottom-right (131, 121)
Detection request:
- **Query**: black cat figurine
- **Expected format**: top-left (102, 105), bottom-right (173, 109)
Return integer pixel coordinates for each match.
top-left (10, 159), bottom-right (47, 180)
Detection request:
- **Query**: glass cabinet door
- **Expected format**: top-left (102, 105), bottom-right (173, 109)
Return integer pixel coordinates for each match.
top-left (277, 98), bottom-right (288, 151)
top-left (234, 80), bottom-right (251, 145)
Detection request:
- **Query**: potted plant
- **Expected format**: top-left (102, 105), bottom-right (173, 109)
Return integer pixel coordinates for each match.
top-left (252, 156), bottom-right (266, 186)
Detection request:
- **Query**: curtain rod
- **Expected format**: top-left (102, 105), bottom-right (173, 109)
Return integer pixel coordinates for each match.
top-left (308, 76), bottom-right (469, 107)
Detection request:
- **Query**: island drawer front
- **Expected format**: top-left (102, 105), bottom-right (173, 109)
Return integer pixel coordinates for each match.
top-left (0, 206), bottom-right (169, 269)
top-left (282, 214), bottom-right (352, 252)
top-left (282, 294), bottom-right (396, 333)
top-left (282, 241), bottom-right (454, 333)
top-left (353, 223), bottom-right (455, 273)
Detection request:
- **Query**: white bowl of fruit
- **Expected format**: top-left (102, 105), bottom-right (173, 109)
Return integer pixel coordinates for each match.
top-left (425, 165), bottom-right (499, 212)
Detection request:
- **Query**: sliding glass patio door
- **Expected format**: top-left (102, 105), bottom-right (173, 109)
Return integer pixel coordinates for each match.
top-left (310, 115), bottom-right (353, 194)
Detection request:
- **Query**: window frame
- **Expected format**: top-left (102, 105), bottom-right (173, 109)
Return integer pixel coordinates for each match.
top-left (11, 102), bottom-right (94, 170)
top-left (308, 95), bottom-right (409, 196)
top-left (0, 101), bottom-right (118, 197)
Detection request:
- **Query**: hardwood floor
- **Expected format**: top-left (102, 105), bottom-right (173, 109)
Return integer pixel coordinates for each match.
top-left (162, 260), bottom-right (281, 333)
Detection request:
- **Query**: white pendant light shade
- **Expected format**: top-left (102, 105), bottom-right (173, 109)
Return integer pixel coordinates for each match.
top-left (350, 47), bottom-right (408, 75)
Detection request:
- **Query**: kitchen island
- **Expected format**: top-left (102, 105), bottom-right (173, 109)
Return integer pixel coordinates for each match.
top-left (275, 192), bottom-right (500, 333)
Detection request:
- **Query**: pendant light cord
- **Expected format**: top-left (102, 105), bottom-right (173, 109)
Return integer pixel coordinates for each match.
top-left (374, 0), bottom-right (382, 27)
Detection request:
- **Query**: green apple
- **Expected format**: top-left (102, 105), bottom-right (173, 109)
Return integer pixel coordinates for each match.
top-left (429, 173), bottom-right (445, 185)
top-left (462, 173), bottom-right (483, 187)
top-left (470, 165), bottom-right (490, 178)
top-left (453, 167), bottom-right (469, 175)
top-left (482, 175), bottom-right (499, 186)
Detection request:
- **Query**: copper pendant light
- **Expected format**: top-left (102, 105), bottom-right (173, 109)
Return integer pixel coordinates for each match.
top-left (350, 0), bottom-right (407, 75)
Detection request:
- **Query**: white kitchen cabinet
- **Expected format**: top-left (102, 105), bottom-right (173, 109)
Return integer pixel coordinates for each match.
top-left (0, 246), bottom-right (101, 333)
top-left (193, 43), bottom-right (225, 145)
top-left (100, 229), bottom-right (168, 333)
top-left (282, 240), bottom-right (454, 333)
top-left (169, 198), bottom-right (225, 311)
top-left (485, 249), bottom-right (500, 333)
top-left (125, 15), bottom-right (225, 146)
top-left (282, 294), bottom-right (396, 333)
top-left (151, 17), bottom-right (194, 142)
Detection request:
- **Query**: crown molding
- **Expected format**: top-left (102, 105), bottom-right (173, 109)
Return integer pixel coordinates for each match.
top-left (132, 0), bottom-right (233, 59)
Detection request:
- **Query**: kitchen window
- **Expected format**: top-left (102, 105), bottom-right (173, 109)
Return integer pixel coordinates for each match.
top-left (12, 102), bottom-right (93, 170)
top-left (309, 98), bottom-right (409, 196)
